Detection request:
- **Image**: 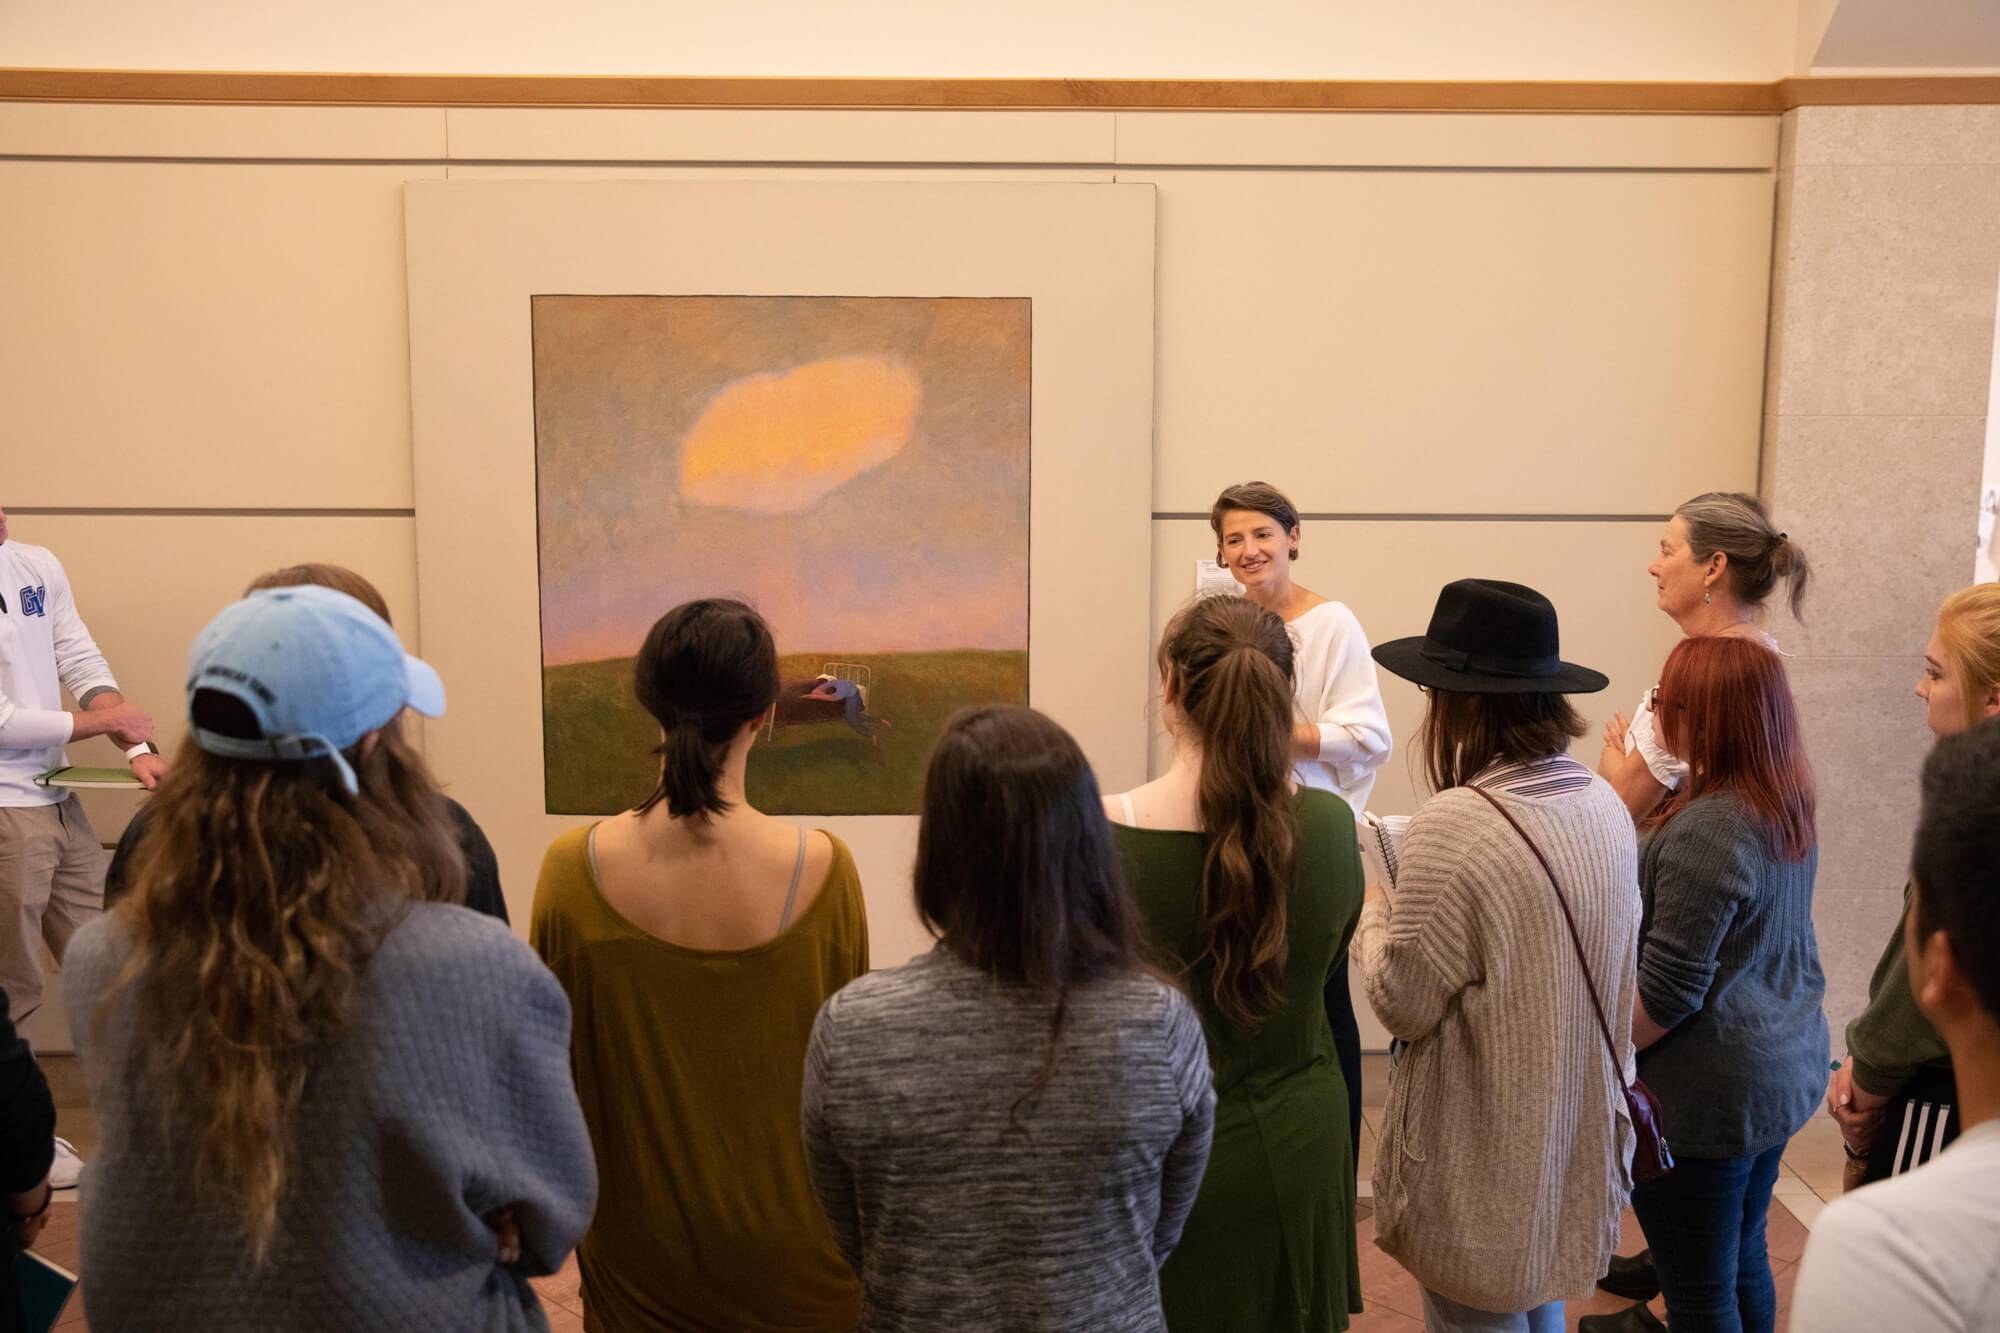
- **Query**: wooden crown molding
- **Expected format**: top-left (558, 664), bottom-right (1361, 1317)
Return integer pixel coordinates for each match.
top-left (1, 68), bottom-right (1997, 113)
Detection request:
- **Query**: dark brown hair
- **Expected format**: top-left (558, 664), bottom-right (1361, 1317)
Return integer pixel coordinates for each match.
top-left (1419, 690), bottom-right (1588, 794)
top-left (1159, 596), bottom-right (1298, 1029)
top-left (241, 562), bottom-right (434, 784)
top-left (1676, 491), bottom-right (1811, 622)
top-left (916, 705), bottom-right (1139, 987)
top-left (914, 706), bottom-right (1144, 1118)
top-left (245, 563), bottom-right (393, 623)
top-left (1209, 481), bottom-right (1301, 562)
top-left (1650, 635), bottom-right (1816, 861)
top-left (631, 599), bottom-right (780, 821)
top-left (1912, 717), bottom-right (2000, 1021)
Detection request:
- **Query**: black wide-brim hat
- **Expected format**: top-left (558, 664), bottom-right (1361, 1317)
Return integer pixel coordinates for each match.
top-left (1373, 578), bottom-right (1609, 695)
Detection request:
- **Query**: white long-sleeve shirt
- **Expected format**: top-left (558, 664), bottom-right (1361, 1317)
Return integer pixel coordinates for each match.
top-left (0, 540), bottom-right (119, 806)
top-left (1287, 600), bottom-right (1392, 814)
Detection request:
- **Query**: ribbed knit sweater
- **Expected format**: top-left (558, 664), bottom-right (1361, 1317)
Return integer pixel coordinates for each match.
top-left (1636, 791), bottom-right (1828, 1157)
top-left (1354, 777), bottom-right (1640, 1313)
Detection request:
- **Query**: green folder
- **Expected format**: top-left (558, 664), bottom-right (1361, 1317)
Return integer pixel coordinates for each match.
top-left (15, 1248), bottom-right (78, 1332)
top-left (34, 766), bottom-right (142, 790)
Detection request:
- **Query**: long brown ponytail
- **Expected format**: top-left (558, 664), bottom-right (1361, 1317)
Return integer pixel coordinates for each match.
top-left (1161, 596), bottom-right (1299, 1029)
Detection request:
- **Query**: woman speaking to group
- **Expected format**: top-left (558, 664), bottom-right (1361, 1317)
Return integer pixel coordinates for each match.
top-left (1207, 482), bottom-right (1390, 1163)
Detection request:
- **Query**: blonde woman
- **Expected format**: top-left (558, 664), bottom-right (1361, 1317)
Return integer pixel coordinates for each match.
top-left (68, 587), bottom-right (595, 1331)
top-left (1828, 583), bottom-right (2000, 1183)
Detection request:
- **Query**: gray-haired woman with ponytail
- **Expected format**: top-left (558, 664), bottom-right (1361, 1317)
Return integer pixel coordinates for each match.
top-left (1599, 491), bottom-right (1811, 821)
top-left (1104, 594), bottom-right (1366, 1332)
top-left (530, 598), bottom-right (867, 1331)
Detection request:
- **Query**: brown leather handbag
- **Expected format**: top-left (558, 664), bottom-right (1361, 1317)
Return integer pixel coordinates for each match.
top-left (1472, 787), bottom-right (1674, 1183)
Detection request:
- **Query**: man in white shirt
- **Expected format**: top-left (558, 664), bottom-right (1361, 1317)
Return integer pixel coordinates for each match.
top-left (1791, 718), bottom-right (2000, 1332)
top-left (0, 504), bottom-right (163, 1183)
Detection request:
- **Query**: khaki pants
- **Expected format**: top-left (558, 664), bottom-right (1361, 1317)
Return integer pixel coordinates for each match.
top-left (0, 797), bottom-right (107, 1022)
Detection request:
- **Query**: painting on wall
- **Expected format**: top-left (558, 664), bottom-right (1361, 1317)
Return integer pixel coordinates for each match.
top-left (534, 294), bottom-right (1031, 816)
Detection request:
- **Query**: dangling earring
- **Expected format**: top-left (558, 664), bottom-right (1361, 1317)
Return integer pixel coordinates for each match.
top-left (1704, 589), bottom-right (1712, 606)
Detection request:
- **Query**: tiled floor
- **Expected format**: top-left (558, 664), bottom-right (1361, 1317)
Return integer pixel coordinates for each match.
top-left (1354, 1054), bottom-right (1838, 1331)
top-left (1344, 1196), bottom-right (1809, 1331)
top-left (34, 1052), bottom-right (1853, 1331)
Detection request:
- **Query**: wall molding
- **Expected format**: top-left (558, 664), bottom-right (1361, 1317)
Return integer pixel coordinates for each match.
top-left (2, 69), bottom-right (1998, 113)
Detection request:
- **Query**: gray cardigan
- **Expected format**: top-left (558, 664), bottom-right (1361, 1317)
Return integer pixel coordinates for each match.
top-left (65, 905), bottom-right (598, 1332)
top-left (1637, 791), bottom-right (1828, 1158)
top-left (1355, 779), bottom-right (1641, 1311)
top-left (802, 945), bottom-right (1215, 1333)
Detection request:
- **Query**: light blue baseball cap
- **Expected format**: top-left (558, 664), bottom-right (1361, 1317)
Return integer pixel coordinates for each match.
top-left (185, 585), bottom-right (445, 795)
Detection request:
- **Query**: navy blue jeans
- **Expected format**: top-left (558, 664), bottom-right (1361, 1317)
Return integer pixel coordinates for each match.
top-left (1630, 1143), bottom-right (1786, 1333)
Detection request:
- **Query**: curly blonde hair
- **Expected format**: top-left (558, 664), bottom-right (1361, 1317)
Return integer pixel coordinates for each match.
top-left (108, 707), bottom-right (465, 1261)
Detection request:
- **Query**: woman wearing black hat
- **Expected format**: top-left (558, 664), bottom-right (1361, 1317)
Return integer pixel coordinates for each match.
top-left (1356, 580), bottom-right (1642, 1332)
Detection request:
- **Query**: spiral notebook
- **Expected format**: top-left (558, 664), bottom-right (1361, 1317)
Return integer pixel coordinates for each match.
top-left (1358, 812), bottom-right (1410, 889)
top-left (1358, 812), bottom-right (1413, 1067)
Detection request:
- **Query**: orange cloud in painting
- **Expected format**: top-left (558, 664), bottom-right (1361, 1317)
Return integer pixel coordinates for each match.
top-left (679, 355), bottom-right (921, 514)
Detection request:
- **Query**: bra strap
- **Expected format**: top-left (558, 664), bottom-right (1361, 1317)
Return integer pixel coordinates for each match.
top-left (777, 826), bottom-right (807, 932)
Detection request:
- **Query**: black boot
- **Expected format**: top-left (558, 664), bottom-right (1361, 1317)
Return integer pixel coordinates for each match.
top-left (1595, 1249), bottom-right (1662, 1301)
top-left (1575, 1303), bottom-right (1668, 1332)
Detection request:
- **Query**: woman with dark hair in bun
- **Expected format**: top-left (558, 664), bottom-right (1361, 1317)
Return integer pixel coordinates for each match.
top-left (531, 598), bottom-right (868, 1331)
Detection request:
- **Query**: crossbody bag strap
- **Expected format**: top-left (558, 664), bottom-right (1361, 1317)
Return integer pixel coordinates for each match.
top-left (1469, 785), bottom-right (1631, 1094)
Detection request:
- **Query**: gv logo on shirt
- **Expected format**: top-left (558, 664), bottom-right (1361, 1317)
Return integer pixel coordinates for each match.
top-left (18, 585), bottom-right (47, 618)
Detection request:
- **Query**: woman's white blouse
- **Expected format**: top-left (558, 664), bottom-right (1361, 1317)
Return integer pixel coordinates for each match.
top-left (1287, 600), bottom-right (1392, 814)
top-left (1624, 693), bottom-right (1690, 790)
top-left (1624, 629), bottom-right (1783, 791)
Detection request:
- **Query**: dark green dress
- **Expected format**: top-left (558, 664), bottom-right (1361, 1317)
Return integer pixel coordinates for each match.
top-left (1113, 788), bottom-right (1365, 1333)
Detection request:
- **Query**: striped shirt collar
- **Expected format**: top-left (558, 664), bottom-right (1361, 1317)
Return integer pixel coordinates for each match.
top-left (1471, 752), bottom-right (1595, 799)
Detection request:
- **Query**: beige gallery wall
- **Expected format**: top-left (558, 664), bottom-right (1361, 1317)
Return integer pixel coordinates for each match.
top-left (0, 102), bottom-right (1772, 1048)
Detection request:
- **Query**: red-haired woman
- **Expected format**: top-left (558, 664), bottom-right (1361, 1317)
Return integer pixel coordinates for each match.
top-left (1619, 636), bottom-right (1826, 1333)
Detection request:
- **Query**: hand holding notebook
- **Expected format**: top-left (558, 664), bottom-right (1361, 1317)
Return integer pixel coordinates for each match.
top-left (1357, 812), bottom-right (1410, 893)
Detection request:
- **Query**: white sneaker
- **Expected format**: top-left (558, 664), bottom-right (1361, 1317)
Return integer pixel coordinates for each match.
top-left (49, 1136), bottom-right (82, 1190)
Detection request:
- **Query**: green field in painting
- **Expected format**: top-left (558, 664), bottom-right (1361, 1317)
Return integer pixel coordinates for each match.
top-left (542, 649), bottom-right (1028, 816)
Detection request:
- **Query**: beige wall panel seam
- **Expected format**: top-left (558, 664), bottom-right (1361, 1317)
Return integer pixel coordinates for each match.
top-left (0, 102), bottom-right (446, 158)
top-left (1, 159), bottom-right (440, 509)
top-left (1113, 112), bottom-right (1778, 169)
top-left (443, 107), bottom-right (1116, 164)
top-left (1152, 511), bottom-right (1671, 522)
top-left (1139, 167), bottom-right (1771, 514)
top-left (8, 507), bottom-right (417, 517)
top-left (442, 166), bottom-right (1119, 184)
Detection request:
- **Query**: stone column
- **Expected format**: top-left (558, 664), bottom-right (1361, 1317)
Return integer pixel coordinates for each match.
top-left (1764, 105), bottom-right (2000, 1039)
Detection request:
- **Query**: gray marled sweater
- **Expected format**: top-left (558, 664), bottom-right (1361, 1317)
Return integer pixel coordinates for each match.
top-left (802, 944), bottom-right (1215, 1332)
top-left (64, 904), bottom-right (598, 1332)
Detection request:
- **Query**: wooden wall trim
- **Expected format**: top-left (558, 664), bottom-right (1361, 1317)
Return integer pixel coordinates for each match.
top-left (1, 68), bottom-right (1996, 113)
